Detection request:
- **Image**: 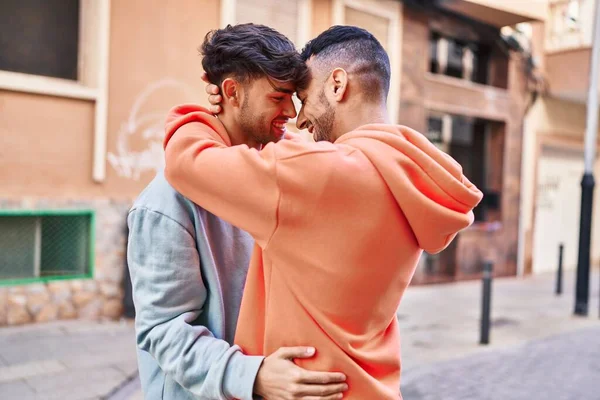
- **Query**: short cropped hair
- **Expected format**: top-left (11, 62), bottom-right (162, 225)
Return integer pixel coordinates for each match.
top-left (200, 23), bottom-right (309, 89)
top-left (300, 25), bottom-right (391, 101)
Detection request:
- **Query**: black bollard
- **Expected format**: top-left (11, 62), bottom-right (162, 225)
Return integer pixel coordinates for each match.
top-left (556, 244), bottom-right (564, 296)
top-left (480, 261), bottom-right (493, 345)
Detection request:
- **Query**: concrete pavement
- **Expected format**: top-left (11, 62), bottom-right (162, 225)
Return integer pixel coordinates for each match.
top-left (401, 326), bottom-right (600, 400)
top-left (0, 269), bottom-right (598, 399)
top-left (0, 320), bottom-right (137, 400)
top-left (398, 269), bottom-right (600, 369)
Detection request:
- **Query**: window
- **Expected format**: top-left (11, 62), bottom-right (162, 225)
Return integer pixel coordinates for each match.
top-left (429, 31), bottom-right (489, 85)
top-left (426, 114), bottom-right (501, 222)
top-left (0, 0), bottom-right (80, 81)
top-left (0, 211), bottom-right (94, 284)
top-left (426, 115), bottom-right (444, 144)
top-left (0, 1), bottom-right (111, 181)
top-left (0, 0), bottom-right (110, 100)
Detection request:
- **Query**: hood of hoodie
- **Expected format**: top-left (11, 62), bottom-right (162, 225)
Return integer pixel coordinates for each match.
top-left (164, 104), bottom-right (230, 148)
top-left (336, 123), bottom-right (483, 254)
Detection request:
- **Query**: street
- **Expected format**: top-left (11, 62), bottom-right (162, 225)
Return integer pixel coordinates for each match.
top-left (402, 326), bottom-right (600, 400)
top-left (0, 270), bottom-right (598, 399)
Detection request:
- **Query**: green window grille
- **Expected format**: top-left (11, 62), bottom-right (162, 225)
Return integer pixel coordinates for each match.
top-left (0, 210), bottom-right (95, 285)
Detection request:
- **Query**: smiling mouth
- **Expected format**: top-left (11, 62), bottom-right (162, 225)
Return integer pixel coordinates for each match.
top-left (272, 120), bottom-right (287, 131)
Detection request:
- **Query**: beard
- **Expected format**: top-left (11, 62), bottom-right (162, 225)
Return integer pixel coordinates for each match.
top-left (238, 94), bottom-right (273, 145)
top-left (312, 91), bottom-right (335, 142)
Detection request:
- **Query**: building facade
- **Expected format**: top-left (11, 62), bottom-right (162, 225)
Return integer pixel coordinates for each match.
top-left (0, 0), bottom-right (220, 326)
top-left (0, 0), bottom-right (543, 326)
top-left (398, 1), bottom-right (545, 283)
top-left (521, 0), bottom-right (600, 276)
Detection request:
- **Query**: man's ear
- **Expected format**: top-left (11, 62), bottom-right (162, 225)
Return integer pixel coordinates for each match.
top-left (222, 78), bottom-right (241, 107)
top-left (330, 68), bottom-right (348, 102)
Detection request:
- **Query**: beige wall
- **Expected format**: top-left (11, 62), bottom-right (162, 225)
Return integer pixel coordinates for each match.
top-left (0, 91), bottom-right (95, 197)
top-left (547, 0), bottom-right (595, 52)
top-left (524, 6), bottom-right (600, 272)
top-left (105, 0), bottom-right (220, 198)
top-left (523, 98), bottom-right (588, 237)
top-left (312, 0), bottom-right (333, 36)
top-left (1, 0), bottom-right (406, 201)
top-left (442, 0), bottom-right (547, 27)
top-left (529, 97), bottom-right (593, 136)
top-left (0, 0), bottom-right (220, 200)
top-left (466, 0), bottom-right (548, 21)
top-left (530, 22), bottom-right (546, 70)
top-left (236, 0), bottom-right (300, 46)
top-left (522, 97), bottom-right (600, 272)
top-left (544, 1), bottom-right (598, 102)
top-left (545, 47), bottom-right (592, 103)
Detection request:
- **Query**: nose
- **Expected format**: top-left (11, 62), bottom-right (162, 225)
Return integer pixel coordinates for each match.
top-left (283, 97), bottom-right (297, 120)
top-left (296, 106), bottom-right (307, 130)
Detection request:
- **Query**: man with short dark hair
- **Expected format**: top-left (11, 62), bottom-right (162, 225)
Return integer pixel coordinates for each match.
top-left (164, 25), bottom-right (483, 399)
top-left (127, 24), bottom-right (347, 400)
top-left (295, 25), bottom-right (392, 142)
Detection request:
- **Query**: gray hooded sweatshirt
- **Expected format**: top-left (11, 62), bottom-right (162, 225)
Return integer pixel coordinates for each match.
top-left (127, 172), bottom-right (264, 399)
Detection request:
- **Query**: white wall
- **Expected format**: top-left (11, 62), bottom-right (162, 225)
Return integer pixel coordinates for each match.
top-left (580, 0), bottom-right (596, 47)
top-left (546, 0), bottom-right (595, 51)
top-left (522, 96), bottom-right (600, 274)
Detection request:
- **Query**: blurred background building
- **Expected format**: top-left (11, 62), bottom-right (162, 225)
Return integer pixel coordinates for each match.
top-left (522, 0), bottom-right (600, 280)
top-left (0, 0), bottom-right (597, 327)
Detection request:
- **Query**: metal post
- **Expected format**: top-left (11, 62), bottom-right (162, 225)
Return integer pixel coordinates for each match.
top-left (556, 244), bottom-right (564, 296)
top-left (480, 261), bottom-right (493, 345)
top-left (575, 0), bottom-right (600, 316)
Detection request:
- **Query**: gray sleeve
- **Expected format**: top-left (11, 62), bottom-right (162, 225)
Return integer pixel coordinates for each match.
top-left (127, 208), bottom-right (264, 400)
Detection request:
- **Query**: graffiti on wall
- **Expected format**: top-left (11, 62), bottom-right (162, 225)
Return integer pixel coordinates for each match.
top-left (107, 79), bottom-right (197, 180)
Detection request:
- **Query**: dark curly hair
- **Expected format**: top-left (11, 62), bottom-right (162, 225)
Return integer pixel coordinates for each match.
top-left (200, 23), bottom-right (309, 89)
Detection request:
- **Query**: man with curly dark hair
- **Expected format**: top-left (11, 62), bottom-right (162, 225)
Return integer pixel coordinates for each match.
top-left (128, 24), bottom-right (347, 400)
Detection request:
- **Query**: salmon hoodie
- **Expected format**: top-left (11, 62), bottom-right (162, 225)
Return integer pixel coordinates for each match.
top-left (163, 104), bottom-right (483, 399)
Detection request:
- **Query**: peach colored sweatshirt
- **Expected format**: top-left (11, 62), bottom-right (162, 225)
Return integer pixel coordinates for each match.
top-left (164, 105), bottom-right (483, 399)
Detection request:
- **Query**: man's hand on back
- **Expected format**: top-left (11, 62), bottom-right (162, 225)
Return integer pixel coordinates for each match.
top-left (254, 347), bottom-right (347, 400)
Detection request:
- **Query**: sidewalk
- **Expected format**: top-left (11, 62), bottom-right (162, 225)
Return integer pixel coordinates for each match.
top-left (401, 326), bottom-right (600, 400)
top-left (399, 268), bottom-right (600, 369)
top-left (0, 269), bottom-right (597, 399)
top-left (0, 320), bottom-right (137, 400)
top-left (399, 269), bottom-right (600, 399)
